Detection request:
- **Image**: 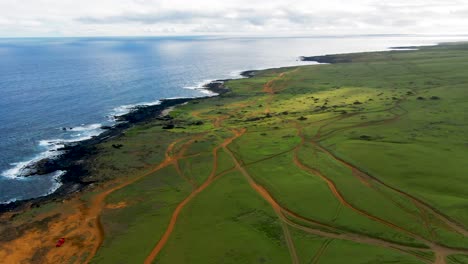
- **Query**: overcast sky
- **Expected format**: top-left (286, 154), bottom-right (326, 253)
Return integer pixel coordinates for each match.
top-left (0, 0), bottom-right (467, 37)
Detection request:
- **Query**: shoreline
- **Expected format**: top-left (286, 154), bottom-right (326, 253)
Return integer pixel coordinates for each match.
top-left (0, 46), bottom-right (428, 212)
top-left (0, 72), bottom-right (248, 213)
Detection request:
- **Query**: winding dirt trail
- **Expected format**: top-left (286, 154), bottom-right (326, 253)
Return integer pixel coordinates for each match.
top-left (293, 125), bottom-right (429, 245)
top-left (5, 67), bottom-right (468, 264)
top-left (207, 88), bottom-right (460, 263)
top-left (223, 140), bottom-right (300, 264)
top-left (83, 135), bottom-right (204, 263)
top-left (0, 136), bottom-right (194, 264)
top-left (95, 88), bottom-right (466, 264)
top-left (262, 71), bottom-right (294, 114)
top-left (297, 119), bottom-right (468, 262)
top-left (222, 139), bottom-right (442, 264)
top-left (289, 95), bottom-right (468, 263)
top-left (145, 70), bottom-right (468, 263)
top-left (144, 128), bottom-right (245, 264)
top-left (313, 140), bottom-right (468, 238)
top-left (262, 76), bottom-right (279, 94)
top-left (292, 154), bottom-right (430, 241)
top-left (173, 135), bottom-right (208, 189)
top-left (306, 99), bottom-right (468, 239)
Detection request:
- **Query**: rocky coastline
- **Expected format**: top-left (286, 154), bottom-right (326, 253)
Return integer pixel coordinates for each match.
top-left (300, 54), bottom-right (352, 64)
top-left (0, 79), bottom-right (233, 213)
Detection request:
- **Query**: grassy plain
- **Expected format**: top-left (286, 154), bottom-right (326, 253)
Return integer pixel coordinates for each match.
top-left (1, 43), bottom-right (468, 264)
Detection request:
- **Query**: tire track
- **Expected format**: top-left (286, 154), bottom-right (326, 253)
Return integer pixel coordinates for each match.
top-left (312, 141), bottom-right (468, 237)
top-left (310, 239), bottom-right (332, 264)
top-left (303, 93), bottom-right (468, 238)
top-left (292, 154), bottom-right (428, 243)
top-left (223, 136), bottom-right (301, 264)
top-left (83, 138), bottom-right (186, 263)
top-left (415, 202), bottom-right (437, 242)
top-left (281, 219), bottom-right (300, 264)
top-left (174, 161), bottom-right (197, 189)
top-left (223, 142), bottom-right (438, 261)
top-left (296, 124), bottom-right (468, 262)
top-left (262, 70), bottom-right (297, 114)
top-left (294, 130), bottom-right (429, 245)
top-left (144, 128), bottom-right (245, 264)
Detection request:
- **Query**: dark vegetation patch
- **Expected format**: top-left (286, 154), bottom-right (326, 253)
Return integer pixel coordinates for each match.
top-left (0, 214), bottom-right (60, 242)
top-left (233, 209), bottom-right (283, 245)
top-left (162, 124), bottom-right (175, 129)
top-left (359, 135), bottom-right (373, 140)
top-left (112, 144), bottom-right (123, 149)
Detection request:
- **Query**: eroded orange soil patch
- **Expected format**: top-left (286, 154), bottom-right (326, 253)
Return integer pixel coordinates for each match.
top-left (0, 198), bottom-right (97, 264)
top-left (105, 201), bottom-right (128, 209)
top-left (0, 134), bottom-right (203, 264)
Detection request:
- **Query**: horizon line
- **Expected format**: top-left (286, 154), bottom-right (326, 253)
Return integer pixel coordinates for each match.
top-left (1, 33), bottom-right (468, 40)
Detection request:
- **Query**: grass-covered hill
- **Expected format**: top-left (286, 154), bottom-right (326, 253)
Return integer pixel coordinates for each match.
top-left (1, 43), bottom-right (468, 264)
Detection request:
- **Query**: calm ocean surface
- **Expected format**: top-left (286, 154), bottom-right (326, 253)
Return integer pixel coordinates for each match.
top-left (1, 35), bottom-right (466, 203)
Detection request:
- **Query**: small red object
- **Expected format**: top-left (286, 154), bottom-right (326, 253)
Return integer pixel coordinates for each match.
top-left (56, 238), bottom-right (65, 247)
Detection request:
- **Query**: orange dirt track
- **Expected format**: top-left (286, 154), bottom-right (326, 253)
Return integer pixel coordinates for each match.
top-left (3, 71), bottom-right (468, 264)
top-left (144, 128), bottom-right (246, 264)
top-left (114, 73), bottom-right (468, 264)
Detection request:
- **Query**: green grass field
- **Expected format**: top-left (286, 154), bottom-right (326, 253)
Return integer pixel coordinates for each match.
top-left (89, 43), bottom-right (468, 263)
top-left (2, 43), bottom-right (468, 264)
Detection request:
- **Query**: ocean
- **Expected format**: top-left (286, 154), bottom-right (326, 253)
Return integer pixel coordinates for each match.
top-left (1, 35), bottom-right (467, 204)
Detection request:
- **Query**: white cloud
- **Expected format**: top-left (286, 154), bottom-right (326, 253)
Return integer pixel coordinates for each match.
top-left (0, 0), bottom-right (467, 37)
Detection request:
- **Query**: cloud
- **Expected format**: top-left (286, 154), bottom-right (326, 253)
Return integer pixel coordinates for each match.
top-left (1, 0), bottom-right (468, 37)
top-left (76, 10), bottom-right (220, 24)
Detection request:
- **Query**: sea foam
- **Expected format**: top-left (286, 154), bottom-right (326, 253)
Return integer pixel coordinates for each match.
top-left (110, 99), bottom-right (162, 119)
top-left (1, 170), bottom-right (64, 204)
top-left (183, 79), bottom-right (220, 96)
top-left (1, 124), bottom-right (104, 179)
